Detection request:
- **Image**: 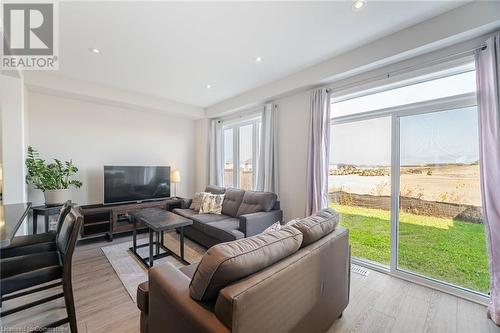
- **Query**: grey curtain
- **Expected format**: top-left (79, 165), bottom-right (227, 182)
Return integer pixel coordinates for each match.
top-left (306, 88), bottom-right (331, 216)
top-left (476, 34), bottom-right (500, 325)
top-left (256, 103), bottom-right (279, 193)
top-left (208, 119), bottom-right (223, 186)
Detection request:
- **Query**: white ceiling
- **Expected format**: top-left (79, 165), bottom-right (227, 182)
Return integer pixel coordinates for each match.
top-left (28, 1), bottom-right (470, 108)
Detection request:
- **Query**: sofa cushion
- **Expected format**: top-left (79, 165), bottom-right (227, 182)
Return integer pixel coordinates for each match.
top-left (172, 208), bottom-right (198, 219)
top-left (292, 208), bottom-right (339, 247)
top-left (189, 226), bottom-right (302, 301)
top-left (205, 185), bottom-right (226, 194)
top-left (191, 213), bottom-right (228, 225)
top-left (190, 213), bottom-right (229, 235)
top-left (205, 218), bottom-right (245, 242)
top-left (236, 191), bottom-right (278, 216)
top-left (221, 188), bottom-right (245, 217)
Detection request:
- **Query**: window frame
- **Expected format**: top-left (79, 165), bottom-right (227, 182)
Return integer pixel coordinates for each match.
top-left (330, 62), bottom-right (488, 305)
top-left (222, 118), bottom-right (261, 190)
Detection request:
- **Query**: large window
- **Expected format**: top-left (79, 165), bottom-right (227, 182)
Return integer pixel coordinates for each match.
top-left (222, 118), bottom-right (260, 190)
top-left (329, 60), bottom-right (489, 296)
top-left (331, 117), bottom-right (391, 266)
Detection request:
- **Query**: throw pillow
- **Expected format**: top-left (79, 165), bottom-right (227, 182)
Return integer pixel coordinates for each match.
top-left (189, 192), bottom-right (209, 212)
top-left (263, 218), bottom-right (298, 233)
top-left (292, 208), bottom-right (339, 247)
top-left (284, 219), bottom-right (299, 227)
top-left (263, 221), bottom-right (282, 233)
top-left (199, 193), bottom-right (225, 214)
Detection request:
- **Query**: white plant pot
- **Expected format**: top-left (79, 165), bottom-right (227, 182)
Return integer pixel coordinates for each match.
top-left (44, 189), bottom-right (71, 206)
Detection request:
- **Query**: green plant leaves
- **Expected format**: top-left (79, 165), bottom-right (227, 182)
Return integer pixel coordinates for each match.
top-left (25, 146), bottom-right (83, 191)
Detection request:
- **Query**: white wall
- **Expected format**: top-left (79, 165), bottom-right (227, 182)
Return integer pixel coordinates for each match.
top-left (26, 90), bottom-right (196, 206)
top-left (276, 91), bottom-right (309, 221)
top-left (0, 73), bottom-right (28, 204)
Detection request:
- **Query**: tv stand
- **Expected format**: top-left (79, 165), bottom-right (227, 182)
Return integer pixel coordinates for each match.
top-left (80, 197), bottom-right (183, 240)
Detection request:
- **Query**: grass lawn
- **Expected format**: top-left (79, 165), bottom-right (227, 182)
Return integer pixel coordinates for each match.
top-left (331, 204), bottom-right (490, 293)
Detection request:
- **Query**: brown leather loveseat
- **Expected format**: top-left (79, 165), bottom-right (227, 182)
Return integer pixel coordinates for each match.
top-left (137, 208), bottom-right (350, 333)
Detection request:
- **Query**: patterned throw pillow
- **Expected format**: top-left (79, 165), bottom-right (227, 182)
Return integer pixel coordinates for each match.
top-left (263, 219), bottom-right (298, 233)
top-left (263, 221), bottom-right (282, 233)
top-left (284, 219), bottom-right (299, 227)
top-left (190, 192), bottom-right (209, 212)
top-left (199, 194), bottom-right (225, 214)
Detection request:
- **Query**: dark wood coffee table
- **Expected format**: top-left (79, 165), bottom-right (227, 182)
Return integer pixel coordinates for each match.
top-left (130, 208), bottom-right (192, 268)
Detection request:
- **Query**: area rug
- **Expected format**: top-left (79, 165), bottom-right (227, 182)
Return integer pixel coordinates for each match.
top-left (101, 231), bottom-right (206, 302)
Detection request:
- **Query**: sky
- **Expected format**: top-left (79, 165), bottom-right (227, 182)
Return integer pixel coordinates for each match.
top-left (330, 70), bottom-right (479, 166)
top-left (330, 107), bottom-right (479, 166)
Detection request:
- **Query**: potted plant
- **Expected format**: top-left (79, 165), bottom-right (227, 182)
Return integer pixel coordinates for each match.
top-left (25, 146), bottom-right (82, 206)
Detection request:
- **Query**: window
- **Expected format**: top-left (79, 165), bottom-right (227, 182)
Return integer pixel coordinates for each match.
top-left (331, 116), bottom-right (391, 266)
top-left (223, 128), bottom-right (234, 187)
top-left (398, 106), bottom-right (486, 293)
top-left (333, 70), bottom-right (476, 118)
top-left (222, 118), bottom-right (260, 190)
top-left (329, 60), bottom-right (488, 296)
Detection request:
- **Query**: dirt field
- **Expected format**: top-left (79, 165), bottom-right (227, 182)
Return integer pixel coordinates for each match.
top-left (329, 164), bottom-right (481, 206)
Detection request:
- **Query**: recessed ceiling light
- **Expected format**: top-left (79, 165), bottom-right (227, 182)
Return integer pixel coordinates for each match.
top-left (352, 0), bottom-right (366, 11)
top-left (90, 48), bottom-right (101, 54)
top-left (255, 56), bottom-right (262, 63)
top-left (206, 84), bottom-right (212, 89)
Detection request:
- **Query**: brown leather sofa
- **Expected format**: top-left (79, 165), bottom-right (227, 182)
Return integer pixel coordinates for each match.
top-left (137, 209), bottom-right (350, 333)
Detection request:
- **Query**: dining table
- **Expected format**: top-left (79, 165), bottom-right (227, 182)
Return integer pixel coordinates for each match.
top-left (0, 202), bottom-right (32, 249)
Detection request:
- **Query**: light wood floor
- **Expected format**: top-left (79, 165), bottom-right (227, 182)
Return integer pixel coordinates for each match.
top-left (2, 233), bottom-right (499, 333)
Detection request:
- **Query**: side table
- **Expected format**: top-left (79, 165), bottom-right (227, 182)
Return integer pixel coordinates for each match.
top-left (32, 203), bottom-right (76, 234)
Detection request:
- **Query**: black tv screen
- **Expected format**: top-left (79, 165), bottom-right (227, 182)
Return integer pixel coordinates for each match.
top-left (104, 166), bottom-right (171, 204)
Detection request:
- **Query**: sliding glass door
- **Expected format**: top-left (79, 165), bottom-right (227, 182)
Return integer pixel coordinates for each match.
top-left (397, 107), bottom-right (488, 293)
top-left (330, 117), bottom-right (391, 266)
top-left (329, 59), bottom-right (489, 298)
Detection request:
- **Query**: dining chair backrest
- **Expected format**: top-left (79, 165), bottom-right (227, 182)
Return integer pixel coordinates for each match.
top-left (56, 207), bottom-right (83, 266)
top-left (55, 201), bottom-right (72, 234)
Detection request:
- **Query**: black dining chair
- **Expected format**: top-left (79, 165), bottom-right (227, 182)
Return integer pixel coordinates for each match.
top-left (0, 206), bottom-right (83, 332)
top-left (0, 201), bottom-right (72, 259)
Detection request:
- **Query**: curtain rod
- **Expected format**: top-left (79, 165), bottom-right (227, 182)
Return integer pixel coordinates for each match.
top-left (323, 43), bottom-right (487, 95)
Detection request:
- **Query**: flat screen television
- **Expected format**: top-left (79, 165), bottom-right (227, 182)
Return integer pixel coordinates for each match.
top-left (104, 166), bottom-right (171, 204)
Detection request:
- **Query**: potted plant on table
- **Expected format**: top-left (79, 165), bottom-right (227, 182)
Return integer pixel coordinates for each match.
top-left (25, 146), bottom-right (82, 206)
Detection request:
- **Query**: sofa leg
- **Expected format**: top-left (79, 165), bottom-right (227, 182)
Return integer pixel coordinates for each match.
top-left (338, 312), bottom-right (343, 319)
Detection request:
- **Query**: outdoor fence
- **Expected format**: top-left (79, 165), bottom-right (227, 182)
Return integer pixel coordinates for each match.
top-left (329, 191), bottom-right (483, 223)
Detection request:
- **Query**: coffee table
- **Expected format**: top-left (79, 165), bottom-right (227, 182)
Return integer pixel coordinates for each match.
top-left (130, 208), bottom-right (193, 268)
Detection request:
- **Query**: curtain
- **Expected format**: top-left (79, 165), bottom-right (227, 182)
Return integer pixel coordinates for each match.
top-left (476, 34), bottom-right (500, 325)
top-left (306, 88), bottom-right (331, 216)
top-left (208, 119), bottom-right (223, 186)
top-left (256, 103), bottom-right (279, 193)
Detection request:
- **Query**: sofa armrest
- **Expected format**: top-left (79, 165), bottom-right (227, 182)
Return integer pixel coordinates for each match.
top-left (137, 281), bottom-right (149, 314)
top-left (239, 210), bottom-right (283, 237)
top-left (148, 263), bottom-right (229, 333)
top-left (181, 198), bottom-right (192, 209)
